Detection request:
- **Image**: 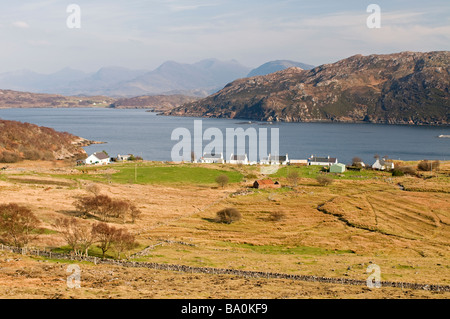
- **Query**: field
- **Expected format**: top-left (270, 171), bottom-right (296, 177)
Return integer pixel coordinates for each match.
top-left (0, 160), bottom-right (449, 299)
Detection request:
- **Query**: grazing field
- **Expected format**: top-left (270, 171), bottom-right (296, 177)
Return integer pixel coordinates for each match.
top-left (50, 162), bottom-right (243, 185)
top-left (0, 160), bottom-right (449, 298)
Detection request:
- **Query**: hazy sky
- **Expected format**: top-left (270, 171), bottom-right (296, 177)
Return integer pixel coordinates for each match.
top-left (0, 0), bottom-right (448, 73)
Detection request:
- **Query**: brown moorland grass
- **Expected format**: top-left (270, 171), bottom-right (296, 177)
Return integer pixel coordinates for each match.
top-left (0, 160), bottom-right (449, 298)
top-left (1, 250), bottom-right (448, 299)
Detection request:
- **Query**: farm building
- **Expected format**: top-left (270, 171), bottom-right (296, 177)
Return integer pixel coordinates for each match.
top-left (84, 152), bottom-right (110, 165)
top-left (229, 154), bottom-right (249, 165)
top-left (330, 163), bottom-right (346, 173)
top-left (260, 153), bottom-right (289, 165)
top-left (253, 179), bottom-right (281, 189)
top-left (200, 152), bottom-right (224, 164)
top-left (308, 155), bottom-right (338, 166)
top-left (289, 159), bottom-right (308, 165)
top-left (116, 154), bottom-right (133, 161)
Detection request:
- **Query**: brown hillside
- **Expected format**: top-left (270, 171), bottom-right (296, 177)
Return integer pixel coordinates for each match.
top-left (0, 119), bottom-right (91, 163)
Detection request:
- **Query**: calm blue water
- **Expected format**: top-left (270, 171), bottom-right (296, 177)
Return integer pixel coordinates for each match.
top-left (0, 108), bottom-right (449, 164)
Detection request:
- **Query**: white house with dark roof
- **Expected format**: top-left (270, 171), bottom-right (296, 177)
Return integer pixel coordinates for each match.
top-left (200, 152), bottom-right (224, 164)
top-left (228, 153), bottom-right (249, 165)
top-left (260, 153), bottom-right (289, 165)
top-left (308, 155), bottom-right (338, 166)
top-left (84, 151), bottom-right (110, 165)
top-left (372, 157), bottom-right (394, 170)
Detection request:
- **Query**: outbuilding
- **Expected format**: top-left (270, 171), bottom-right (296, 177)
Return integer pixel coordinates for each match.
top-left (253, 179), bottom-right (281, 189)
top-left (330, 163), bottom-right (346, 173)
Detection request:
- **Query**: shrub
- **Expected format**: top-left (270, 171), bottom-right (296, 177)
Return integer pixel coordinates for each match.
top-left (268, 211), bottom-right (286, 222)
top-left (287, 171), bottom-right (300, 186)
top-left (399, 166), bottom-right (417, 176)
top-left (215, 174), bottom-right (229, 188)
top-left (22, 149), bottom-right (41, 161)
top-left (417, 160), bottom-right (440, 172)
top-left (316, 175), bottom-right (334, 186)
top-left (215, 208), bottom-right (242, 224)
top-left (0, 151), bottom-right (21, 163)
top-left (392, 169), bottom-right (405, 177)
top-left (85, 183), bottom-right (101, 196)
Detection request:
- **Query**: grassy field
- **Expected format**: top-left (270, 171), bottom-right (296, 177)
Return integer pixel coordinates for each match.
top-left (48, 162), bottom-right (243, 186)
top-left (0, 160), bottom-right (449, 298)
top-left (270, 164), bottom-right (391, 180)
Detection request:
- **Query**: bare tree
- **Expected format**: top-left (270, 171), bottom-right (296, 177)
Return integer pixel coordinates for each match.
top-left (54, 217), bottom-right (81, 255)
top-left (92, 222), bottom-right (117, 258)
top-left (113, 228), bottom-right (138, 259)
top-left (0, 203), bottom-right (39, 247)
top-left (74, 195), bottom-right (142, 223)
top-left (76, 223), bottom-right (96, 256)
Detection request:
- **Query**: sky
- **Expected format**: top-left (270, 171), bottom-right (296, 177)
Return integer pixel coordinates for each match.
top-left (0, 0), bottom-right (448, 73)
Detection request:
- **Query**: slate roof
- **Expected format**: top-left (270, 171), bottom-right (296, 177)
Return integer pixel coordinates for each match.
top-left (93, 152), bottom-right (109, 160)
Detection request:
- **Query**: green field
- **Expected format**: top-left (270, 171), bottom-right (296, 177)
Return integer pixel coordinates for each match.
top-left (58, 163), bottom-right (243, 185)
top-left (270, 165), bottom-right (389, 180)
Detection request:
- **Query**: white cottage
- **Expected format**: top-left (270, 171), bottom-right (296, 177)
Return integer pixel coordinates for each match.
top-left (200, 152), bottom-right (224, 164)
top-left (308, 155), bottom-right (338, 166)
top-left (84, 152), bottom-right (110, 165)
top-left (260, 153), bottom-right (289, 165)
top-left (228, 154), bottom-right (249, 165)
top-left (372, 157), bottom-right (394, 171)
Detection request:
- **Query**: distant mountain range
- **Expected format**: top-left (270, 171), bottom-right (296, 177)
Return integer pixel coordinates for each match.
top-left (0, 59), bottom-right (312, 98)
top-left (165, 51), bottom-right (450, 125)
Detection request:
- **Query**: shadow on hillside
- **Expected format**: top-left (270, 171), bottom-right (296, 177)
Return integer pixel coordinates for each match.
top-left (57, 209), bottom-right (97, 220)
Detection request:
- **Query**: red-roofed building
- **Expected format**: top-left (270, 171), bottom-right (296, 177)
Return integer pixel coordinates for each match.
top-left (253, 179), bottom-right (281, 189)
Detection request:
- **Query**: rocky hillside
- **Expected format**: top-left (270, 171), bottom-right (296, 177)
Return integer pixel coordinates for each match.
top-left (0, 89), bottom-right (114, 108)
top-left (0, 120), bottom-right (94, 163)
top-left (165, 51), bottom-right (449, 125)
top-left (111, 94), bottom-right (200, 111)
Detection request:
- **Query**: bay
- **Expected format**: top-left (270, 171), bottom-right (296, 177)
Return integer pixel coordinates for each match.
top-left (0, 108), bottom-right (449, 164)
